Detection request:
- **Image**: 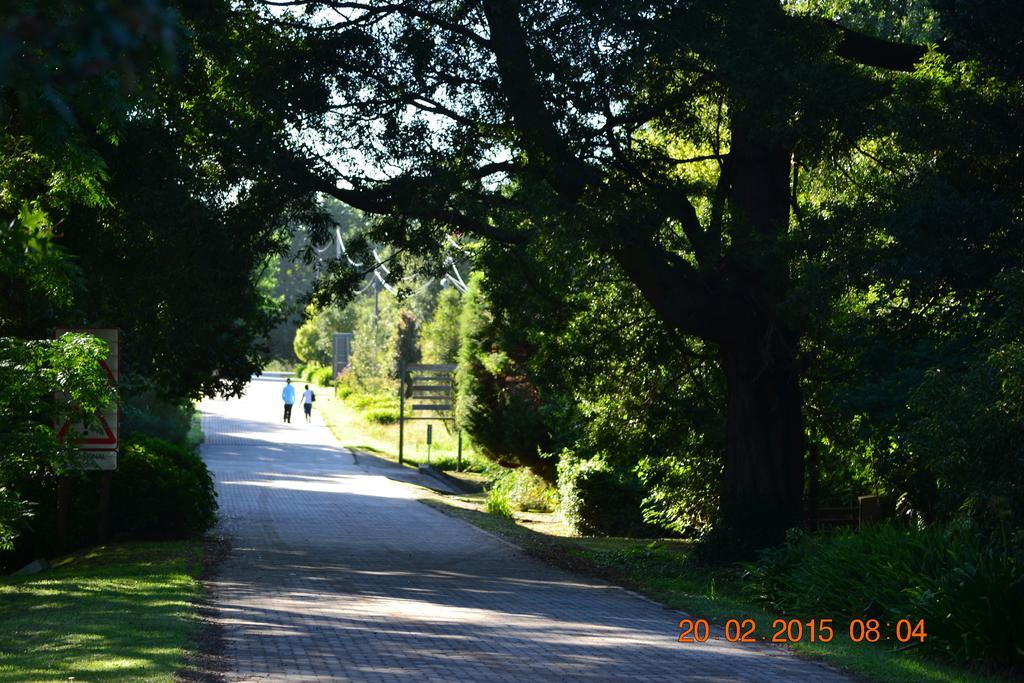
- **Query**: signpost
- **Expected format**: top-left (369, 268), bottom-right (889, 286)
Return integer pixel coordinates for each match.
top-left (54, 328), bottom-right (120, 470)
top-left (54, 328), bottom-right (119, 547)
top-left (397, 363), bottom-right (461, 469)
top-left (332, 332), bottom-right (353, 379)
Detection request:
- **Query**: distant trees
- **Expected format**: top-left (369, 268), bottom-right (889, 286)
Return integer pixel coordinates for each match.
top-left (420, 287), bottom-right (463, 365)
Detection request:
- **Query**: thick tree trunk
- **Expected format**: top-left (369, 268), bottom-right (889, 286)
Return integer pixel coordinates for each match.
top-left (717, 327), bottom-right (805, 552)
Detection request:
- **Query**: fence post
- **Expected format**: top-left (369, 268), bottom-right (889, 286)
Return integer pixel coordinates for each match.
top-left (858, 495), bottom-right (882, 529)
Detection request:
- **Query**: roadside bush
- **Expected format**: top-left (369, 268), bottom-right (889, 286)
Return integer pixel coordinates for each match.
top-left (557, 453), bottom-right (657, 537)
top-left (299, 363), bottom-right (321, 383)
top-left (293, 362), bottom-right (335, 387)
top-left (489, 468), bottom-right (556, 513)
top-left (745, 524), bottom-right (1024, 668)
top-left (310, 365), bottom-right (334, 387)
top-left (364, 407), bottom-right (399, 424)
top-left (347, 393), bottom-right (397, 411)
top-left (335, 368), bottom-right (356, 398)
top-left (485, 486), bottom-right (514, 518)
top-left (111, 436), bottom-right (217, 539)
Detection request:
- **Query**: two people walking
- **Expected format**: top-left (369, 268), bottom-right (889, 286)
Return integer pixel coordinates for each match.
top-left (281, 377), bottom-right (315, 423)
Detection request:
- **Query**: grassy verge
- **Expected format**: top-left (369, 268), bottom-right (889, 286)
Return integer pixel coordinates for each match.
top-left (419, 494), bottom-right (1009, 683)
top-left (314, 384), bottom-right (494, 474)
top-left (0, 541), bottom-right (202, 683)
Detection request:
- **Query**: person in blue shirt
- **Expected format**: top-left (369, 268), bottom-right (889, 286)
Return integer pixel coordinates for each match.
top-left (282, 378), bottom-right (296, 423)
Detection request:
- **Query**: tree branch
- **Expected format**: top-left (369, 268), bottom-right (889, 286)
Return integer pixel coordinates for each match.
top-left (833, 24), bottom-right (928, 72)
top-left (318, 177), bottom-right (533, 245)
top-left (481, 0), bottom-right (598, 200)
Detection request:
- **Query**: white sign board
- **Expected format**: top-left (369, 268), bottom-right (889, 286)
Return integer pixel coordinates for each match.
top-left (54, 328), bottom-right (119, 470)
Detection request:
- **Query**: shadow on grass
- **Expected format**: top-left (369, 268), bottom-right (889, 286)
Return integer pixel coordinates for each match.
top-left (0, 542), bottom-right (200, 683)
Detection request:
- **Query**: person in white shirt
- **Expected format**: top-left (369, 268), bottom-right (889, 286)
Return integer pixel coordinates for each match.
top-left (300, 384), bottom-right (315, 423)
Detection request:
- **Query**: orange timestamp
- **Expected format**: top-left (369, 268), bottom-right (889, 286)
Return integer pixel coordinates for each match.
top-left (677, 617), bottom-right (927, 644)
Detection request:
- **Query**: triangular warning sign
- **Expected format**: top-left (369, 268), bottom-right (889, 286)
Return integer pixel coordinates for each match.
top-left (99, 359), bottom-right (116, 383)
top-left (56, 412), bottom-right (117, 446)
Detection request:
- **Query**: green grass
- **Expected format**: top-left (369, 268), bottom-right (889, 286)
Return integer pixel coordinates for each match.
top-left (315, 385), bottom-right (494, 473)
top-left (420, 498), bottom-right (1011, 683)
top-left (0, 541), bottom-right (202, 683)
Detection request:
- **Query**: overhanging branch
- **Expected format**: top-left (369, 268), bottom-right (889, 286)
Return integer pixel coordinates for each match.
top-left (833, 24), bottom-right (928, 72)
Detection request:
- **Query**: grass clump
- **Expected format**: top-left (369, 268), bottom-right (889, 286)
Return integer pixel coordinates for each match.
top-left (485, 487), bottom-right (514, 518)
top-left (487, 468), bottom-right (557, 516)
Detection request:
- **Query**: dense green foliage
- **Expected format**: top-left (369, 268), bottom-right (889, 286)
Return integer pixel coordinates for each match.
top-left (486, 468), bottom-right (557, 517)
top-left (1, 0), bottom-right (324, 556)
top-left (420, 287), bottom-right (463, 365)
top-left (295, 362), bottom-right (335, 389)
top-left (391, 310), bottom-right (421, 378)
top-left (260, 0), bottom-right (1024, 557)
top-left (111, 436), bottom-right (217, 539)
top-left (746, 524), bottom-right (1023, 667)
top-left (0, 334), bottom-right (113, 550)
top-left (557, 454), bottom-right (657, 538)
top-left (455, 272), bottom-right (554, 480)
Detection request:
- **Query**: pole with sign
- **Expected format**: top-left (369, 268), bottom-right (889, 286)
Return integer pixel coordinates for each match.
top-left (54, 328), bottom-right (119, 470)
top-left (54, 328), bottom-right (119, 547)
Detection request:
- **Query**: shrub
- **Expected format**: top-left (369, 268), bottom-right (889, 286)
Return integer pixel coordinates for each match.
top-left (557, 452), bottom-right (656, 537)
top-left (391, 309), bottom-right (421, 379)
top-left (311, 365), bottom-right (334, 387)
top-left (485, 485), bottom-right (514, 518)
top-left (490, 468), bottom-right (557, 513)
top-left (914, 542), bottom-right (1024, 666)
top-left (745, 524), bottom-right (1024, 668)
top-left (300, 363), bottom-right (320, 382)
top-left (335, 368), bottom-right (357, 398)
top-left (364, 407), bottom-right (399, 424)
top-left (111, 436), bottom-right (217, 539)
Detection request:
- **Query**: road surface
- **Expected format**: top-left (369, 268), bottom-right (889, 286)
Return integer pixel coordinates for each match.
top-left (200, 374), bottom-right (849, 682)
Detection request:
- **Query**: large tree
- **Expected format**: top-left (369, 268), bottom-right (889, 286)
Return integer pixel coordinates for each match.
top-left (258, 0), bottom-right (1014, 549)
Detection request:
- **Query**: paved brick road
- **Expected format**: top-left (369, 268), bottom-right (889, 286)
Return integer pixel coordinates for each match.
top-left (201, 375), bottom-right (850, 682)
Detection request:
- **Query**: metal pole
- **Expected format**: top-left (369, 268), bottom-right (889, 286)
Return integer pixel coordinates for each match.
top-left (398, 366), bottom-right (405, 466)
top-left (457, 429), bottom-right (462, 472)
top-left (97, 470), bottom-right (112, 544)
top-left (374, 280), bottom-right (380, 322)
